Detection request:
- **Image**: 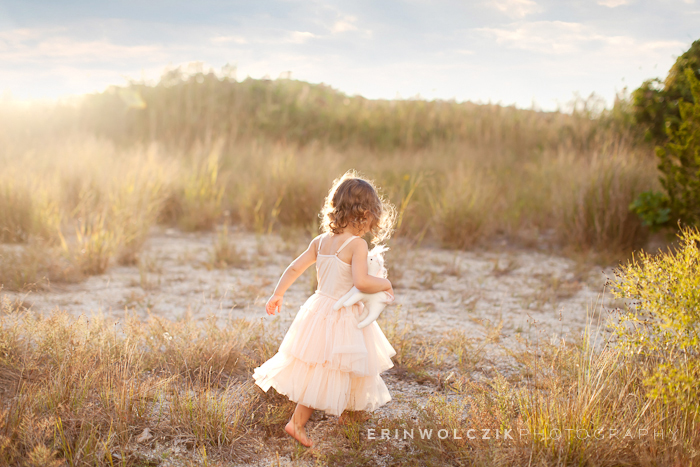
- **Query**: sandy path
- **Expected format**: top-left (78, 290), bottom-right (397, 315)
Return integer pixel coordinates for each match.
top-left (3, 227), bottom-right (613, 342)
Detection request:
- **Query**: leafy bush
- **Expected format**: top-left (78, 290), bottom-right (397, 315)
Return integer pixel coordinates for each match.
top-left (657, 67), bottom-right (700, 227)
top-left (632, 39), bottom-right (700, 144)
top-left (630, 67), bottom-right (700, 229)
top-left (628, 190), bottom-right (670, 231)
top-left (609, 226), bottom-right (700, 419)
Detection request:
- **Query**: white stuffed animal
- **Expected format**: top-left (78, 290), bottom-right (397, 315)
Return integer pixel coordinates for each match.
top-left (332, 244), bottom-right (394, 329)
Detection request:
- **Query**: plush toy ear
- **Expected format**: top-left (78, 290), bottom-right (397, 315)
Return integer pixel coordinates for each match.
top-left (368, 244), bottom-right (389, 278)
top-left (368, 244), bottom-right (389, 259)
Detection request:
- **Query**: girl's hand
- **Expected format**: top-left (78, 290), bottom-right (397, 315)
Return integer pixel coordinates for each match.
top-left (266, 294), bottom-right (284, 315)
top-left (386, 283), bottom-right (394, 301)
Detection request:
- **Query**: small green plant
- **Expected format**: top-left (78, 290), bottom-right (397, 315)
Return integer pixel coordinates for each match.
top-left (628, 190), bottom-right (671, 231)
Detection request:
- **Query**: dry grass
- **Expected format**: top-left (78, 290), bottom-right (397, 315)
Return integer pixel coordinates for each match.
top-left (205, 222), bottom-right (250, 270)
top-left (0, 137), bottom-right (176, 290)
top-left (526, 273), bottom-right (584, 309)
top-left (378, 306), bottom-right (448, 383)
top-left (0, 298), bottom-right (288, 466)
top-left (0, 241), bottom-right (83, 292)
top-left (378, 325), bottom-right (699, 466)
top-left (1, 292), bottom-right (698, 465)
top-left (1, 77), bottom-right (659, 295)
top-left (490, 256), bottom-right (519, 277)
top-left (0, 134), bottom-right (658, 293)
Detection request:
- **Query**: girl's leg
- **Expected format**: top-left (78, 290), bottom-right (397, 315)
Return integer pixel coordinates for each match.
top-left (284, 403), bottom-right (314, 447)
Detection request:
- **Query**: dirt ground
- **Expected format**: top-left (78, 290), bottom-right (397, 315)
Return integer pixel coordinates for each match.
top-left (1, 226), bottom-right (622, 466)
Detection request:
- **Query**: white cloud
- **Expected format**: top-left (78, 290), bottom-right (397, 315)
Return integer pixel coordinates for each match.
top-left (331, 16), bottom-right (358, 33)
top-left (597, 0), bottom-right (631, 7)
top-left (287, 31), bottom-right (316, 44)
top-left (478, 21), bottom-right (685, 57)
top-left (491, 0), bottom-right (540, 18)
top-left (479, 21), bottom-right (585, 54)
top-left (0, 29), bottom-right (164, 63)
top-left (210, 35), bottom-right (248, 44)
top-left (0, 27), bottom-right (64, 48)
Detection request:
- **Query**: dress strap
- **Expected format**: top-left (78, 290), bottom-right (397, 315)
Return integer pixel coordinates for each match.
top-left (317, 233), bottom-right (325, 254)
top-left (335, 235), bottom-right (360, 255)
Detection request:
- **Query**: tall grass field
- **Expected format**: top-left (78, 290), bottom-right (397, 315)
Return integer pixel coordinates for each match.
top-left (1, 73), bottom-right (657, 287)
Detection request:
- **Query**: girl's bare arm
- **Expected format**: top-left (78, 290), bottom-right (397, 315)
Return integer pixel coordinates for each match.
top-left (266, 237), bottom-right (318, 315)
top-left (350, 239), bottom-right (392, 294)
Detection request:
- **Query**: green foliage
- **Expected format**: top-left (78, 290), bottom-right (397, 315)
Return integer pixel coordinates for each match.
top-left (632, 39), bottom-right (700, 144)
top-left (609, 226), bottom-right (700, 419)
top-left (630, 66), bottom-right (700, 229)
top-left (628, 190), bottom-right (671, 231)
top-left (644, 360), bottom-right (700, 420)
top-left (632, 78), bottom-right (667, 143)
top-left (656, 67), bottom-right (700, 227)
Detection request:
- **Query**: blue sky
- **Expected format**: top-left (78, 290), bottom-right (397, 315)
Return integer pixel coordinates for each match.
top-left (0, 0), bottom-right (698, 110)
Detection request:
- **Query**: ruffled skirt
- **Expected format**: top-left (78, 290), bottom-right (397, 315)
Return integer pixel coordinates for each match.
top-left (252, 292), bottom-right (396, 416)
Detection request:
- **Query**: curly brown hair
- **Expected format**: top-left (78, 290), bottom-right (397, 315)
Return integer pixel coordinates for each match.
top-left (320, 170), bottom-right (396, 244)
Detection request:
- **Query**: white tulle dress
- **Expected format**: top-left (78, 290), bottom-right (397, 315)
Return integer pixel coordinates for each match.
top-left (252, 234), bottom-right (396, 416)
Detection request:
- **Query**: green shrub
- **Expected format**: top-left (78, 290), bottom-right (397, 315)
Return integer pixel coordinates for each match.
top-left (657, 67), bottom-right (700, 227)
top-left (632, 39), bottom-right (700, 144)
top-left (628, 190), bottom-right (670, 232)
top-left (609, 225), bottom-right (700, 420)
top-left (630, 67), bottom-right (700, 230)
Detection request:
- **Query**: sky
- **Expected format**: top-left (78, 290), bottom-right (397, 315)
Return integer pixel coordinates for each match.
top-left (0, 0), bottom-right (698, 110)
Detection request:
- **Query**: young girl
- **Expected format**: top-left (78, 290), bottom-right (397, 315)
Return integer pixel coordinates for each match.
top-left (252, 171), bottom-right (397, 448)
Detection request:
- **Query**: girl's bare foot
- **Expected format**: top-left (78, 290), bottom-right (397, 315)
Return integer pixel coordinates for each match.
top-left (284, 420), bottom-right (313, 447)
